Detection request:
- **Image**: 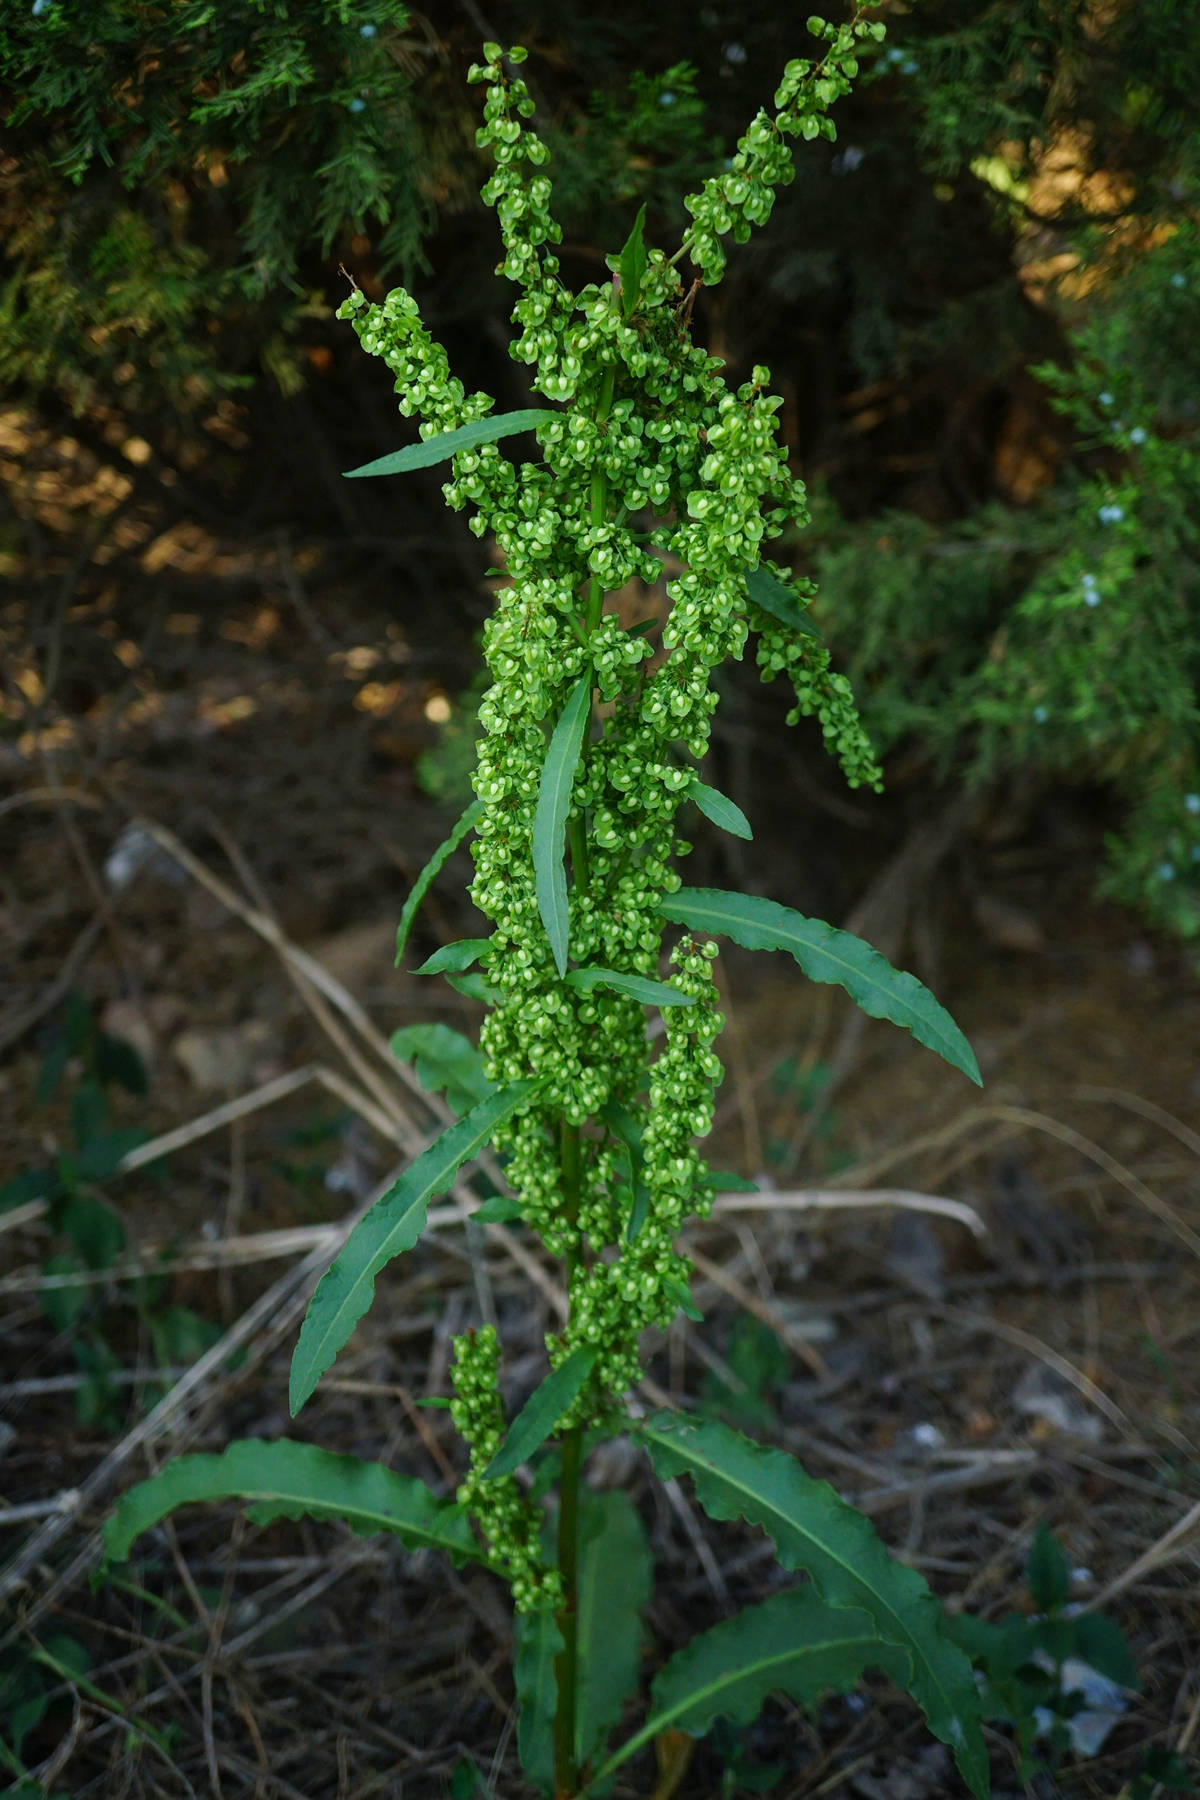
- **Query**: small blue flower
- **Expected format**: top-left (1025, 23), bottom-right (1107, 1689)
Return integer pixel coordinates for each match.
top-left (900, 58), bottom-right (919, 75)
top-left (1158, 862), bottom-right (1177, 882)
top-left (1033, 705), bottom-right (1049, 723)
top-left (1192, 845), bottom-right (1200, 863)
top-left (1129, 426), bottom-right (1147, 445)
top-left (1098, 391), bottom-right (1114, 407)
top-left (1097, 504), bottom-right (1124, 524)
top-left (349, 96), bottom-right (366, 112)
top-left (660, 91), bottom-right (677, 107)
top-left (31, 0), bottom-right (50, 13)
top-left (723, 41), bottom-right (747, 65)
top-left (359, 22), bottom-right (377, 36)
top-left (1171, 273), bottom-right (1187, 290)
top-left (1185, 794), bottom-right (1200, 815)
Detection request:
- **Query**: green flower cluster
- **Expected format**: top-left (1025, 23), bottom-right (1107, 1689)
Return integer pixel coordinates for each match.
top-left (681, 12), bottom-right (885, 282)
top-left (753, 602), bottom-right (883, 792)
top-left (556, 937), bottom-right (723, 1404)
top-left (450, 1324), bottom-right (562, 1612)
top-left (338, 19), bottom-right (880, 1592)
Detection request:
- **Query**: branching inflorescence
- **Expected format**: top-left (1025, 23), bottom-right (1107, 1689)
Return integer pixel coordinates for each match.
top-left (103, 17), bottom-right (994, 1798)
top-left (338, 20), bottom-right (885, 1597)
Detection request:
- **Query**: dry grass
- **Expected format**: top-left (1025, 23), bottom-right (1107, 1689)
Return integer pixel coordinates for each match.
top-left (2, 406), bottom-right (1199, 1800)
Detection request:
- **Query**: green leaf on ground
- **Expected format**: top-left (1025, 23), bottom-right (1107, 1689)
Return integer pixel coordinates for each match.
top-left (640, 1413), bottom-right (990, 1798)
top-left (101, 1438), bottom-right (476, 1573)
top-left (485, 1347), bottom-right (599, 1480)
top-left (290, 1081), bottom-right (535, 1414)
top-left (395, 800), bottom-right (483, 966)
top-left (659, 888), bottom-right (982, 1086)
top-left (344, 410), bottom-right (559, 478)
top-left (533, 678), bottom-right (591, 977)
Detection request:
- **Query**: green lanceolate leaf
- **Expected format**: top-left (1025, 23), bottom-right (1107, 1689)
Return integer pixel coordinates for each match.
top-left (344, 410), bottom-right (560, 479)
top-left (101, 1439), bottom-right (475, 1574)
top-left (413, 937), bottom-right (492, 976)
top-left (395, 800), bottom-right (483, 966)
top-left (706, 1170), bottom-right (760, 1193)
top-left (745, 566), bottom-right (822, 640)
top-left (484, 1346), bottom-right (599, 1480)
top-left (576, 1490), bottom-right (653, 1769)
top-left (617, 204), bottom-right (648, 319)
top-left (290, 1081), bottom-right (535, 1414)
top-left (687, 779), bottom-right (753, 841)
top-left (515, 1608), bottom-right (563, 1799)
top-left (593, 1586), bottom-right (909, 1785)
top-left (565, 966), bottom-right (696, 1008)
top-left (533, 677), bottom-right (592, 978)
top-left (640, 1414), bottom-right (990, 1799)
top-left (469, 1194), bottom-right (524, 1225)
top-left (659, 888), bottom-right (982, 1087)
top-left (389, 1021), bottom-right (493, 1115)
top-left (602, 1100), bottom-right (652, 1245)
top-left (663, 1275), bottom-right (704, 1322)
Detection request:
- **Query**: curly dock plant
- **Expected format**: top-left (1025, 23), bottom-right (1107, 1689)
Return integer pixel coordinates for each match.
top-left (103, 16), bottom-right (990, 1797)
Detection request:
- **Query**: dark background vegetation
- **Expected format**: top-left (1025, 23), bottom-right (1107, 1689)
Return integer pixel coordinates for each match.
top-left (1, 4), bottom-right (1199, 1798)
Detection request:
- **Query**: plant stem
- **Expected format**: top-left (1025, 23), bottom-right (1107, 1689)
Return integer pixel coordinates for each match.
top-left (554, 1120), bottom-right (585, 1797)
top-left (554, 330), bottom-right (619, 1799)
top-left (553, 1422), bottom-right (583, 1799)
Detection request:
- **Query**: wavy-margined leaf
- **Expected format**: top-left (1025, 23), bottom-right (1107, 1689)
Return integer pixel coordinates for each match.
top-left (659, 888), bottom-right (981, 1087)
top-left (534, 678), bottom-right (592, 977)
top-left (413, 937), bottom-right (492, 977)
top-left (344, 410), bottom-right (559, 479)
top-left (290, 1082), bottom-right (535, 1415)
top-left (394, 800), bottom-right (482, 966)
top-left (565, 967), bottom-right (695, 1008)
top-left (640, 1413), bottom-right (990, 1798)
top-left (515, 1608), bottom-right (563, 1798)
top-left (594, 1587), bottom-right (908, 1786)
top-left (745, 566), bottom-right (822, 640)
top-left (101, 1439), bottom-right (475, 1574)
top-left (388, 1021), bottom-right (493, 1115)
top-left (485, 1346), bottom-right (598, 1480)
top-left (576, 1490), bottom-right (652, 1770)
top-left (686, 779), bottom-right (753, 841)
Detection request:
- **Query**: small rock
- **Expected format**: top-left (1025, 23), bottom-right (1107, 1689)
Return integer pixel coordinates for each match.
top-left (172, 1020), bottom-right (276, 1092)
top-left (1014, 1365), bottom-right (1104, 1443)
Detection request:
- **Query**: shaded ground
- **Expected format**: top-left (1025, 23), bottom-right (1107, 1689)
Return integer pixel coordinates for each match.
top-left (2, 405), bottom-right (1199, 1800)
